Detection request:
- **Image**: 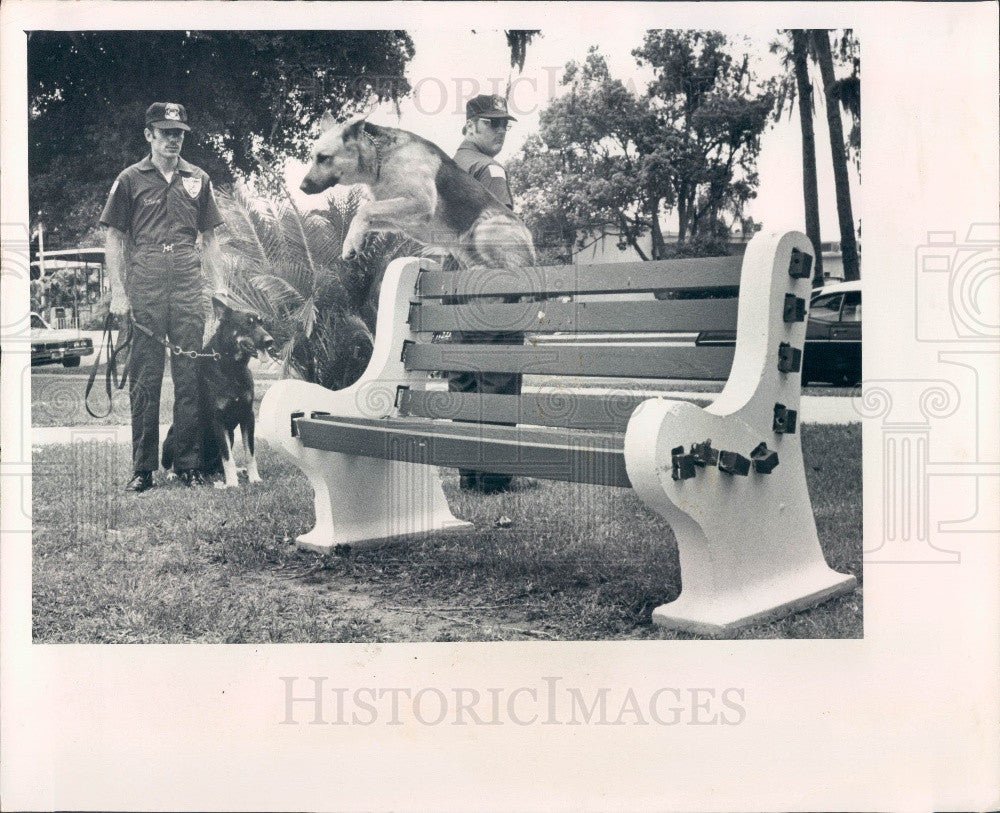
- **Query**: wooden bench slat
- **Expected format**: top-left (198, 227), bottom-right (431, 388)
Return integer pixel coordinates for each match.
top-left (397, 389), bottom-right (701, 432)
top-left (294, 414), bottom-right (631, 487)
top-left (417, 255), bottom-right (743, 298)
top-left (409, 298), bottom-right (740, 334)
top-left (404, 342), bottom-right (735, 380)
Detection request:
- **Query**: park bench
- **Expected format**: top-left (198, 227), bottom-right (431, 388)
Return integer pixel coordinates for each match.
top-left (258, 230), bottom-right (857, 635)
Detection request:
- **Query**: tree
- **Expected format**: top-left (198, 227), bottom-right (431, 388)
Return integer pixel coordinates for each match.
top-left (832, 30), bottom-right (860, 171)
top-left (504, 30), bottom-right (541, 73)
top-left (635, 31), bottom-right (775, 247)
top-left (510, 33), bottom-right (774, 262)
top-left (772, 30), bottom-right (824, 283)
top-left (791, 31), bottom-right (824, 283)
top-left (509, 51), bottom-right (659, 260)
top-left (28, 31), bottom-right (414, 246)
top-left (810, 29), bottom-right (860, 281)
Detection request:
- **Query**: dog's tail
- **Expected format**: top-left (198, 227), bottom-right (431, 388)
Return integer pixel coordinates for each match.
top-left (468, 212), bottom-right (537, 270)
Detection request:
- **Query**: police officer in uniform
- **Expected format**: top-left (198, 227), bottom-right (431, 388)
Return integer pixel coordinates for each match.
top-left (451, 94), bottom-right (521, 493)
top-left (454, 94), bottom-right (516, 208)
top-left (100, 102), bottom-right (226, 492)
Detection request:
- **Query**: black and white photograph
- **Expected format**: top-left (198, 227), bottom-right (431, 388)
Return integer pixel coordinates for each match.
top-left (26, 25), bottom-right (862, 643)
top-left (1, 2), bottom-right (997, 811)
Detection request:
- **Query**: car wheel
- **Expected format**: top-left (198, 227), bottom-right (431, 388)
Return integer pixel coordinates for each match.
top-left (63, 357), bottom-right (81, 368)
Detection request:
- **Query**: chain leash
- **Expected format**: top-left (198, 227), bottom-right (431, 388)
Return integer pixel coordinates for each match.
top-left (129, 314), bottom-right (221, 360)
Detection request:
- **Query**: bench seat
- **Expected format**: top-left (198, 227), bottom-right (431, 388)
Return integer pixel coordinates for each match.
top-left (293, 413), bottom-right (631, 487)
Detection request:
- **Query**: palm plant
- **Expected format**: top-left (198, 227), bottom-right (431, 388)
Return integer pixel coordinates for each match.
top-left (810, 29), bottom-right (860, 282)
top-left (216, 183), bottom-right (423, 389)
top-left (771, 30), bottom-right (860, 284)
top-left (771, 30), bottom-right (824, 283)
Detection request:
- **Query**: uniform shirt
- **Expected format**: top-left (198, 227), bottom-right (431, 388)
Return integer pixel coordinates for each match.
top-left (100, 155), bottom-right (224, 245)
top-left (453, 140), bottom-right (513, 209)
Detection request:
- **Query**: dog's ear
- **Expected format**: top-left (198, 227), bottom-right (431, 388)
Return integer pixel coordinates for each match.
top-left (341, 115), bottom-right (368, 141)
top-left (318, 111), bottom-right (337, 133)
top-left (211, 294), bottom-right (231, 321)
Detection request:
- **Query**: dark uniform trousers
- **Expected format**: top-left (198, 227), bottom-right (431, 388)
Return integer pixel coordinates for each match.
top-left (129, 243), bottom-right (205, 473)
top-left (449, 142), bottom-right (525, 490)
top-left (441, 281), bottom-right (522, 492)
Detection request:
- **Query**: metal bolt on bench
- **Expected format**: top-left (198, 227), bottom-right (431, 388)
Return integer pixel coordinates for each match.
top-left (750, 442), bottom-right (780, 474)
top-left (671, 445), bottom-right (697, 481)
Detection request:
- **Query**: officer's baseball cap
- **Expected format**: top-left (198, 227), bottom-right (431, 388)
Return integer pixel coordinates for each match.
top-left (465, 94), bottom-right (517, 122)
top-left (145, 102), bottom-right (191, 131)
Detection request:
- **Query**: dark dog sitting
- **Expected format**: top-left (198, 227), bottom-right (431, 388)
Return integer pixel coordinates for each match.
top-left (162, 296), bottom-right (274, 488)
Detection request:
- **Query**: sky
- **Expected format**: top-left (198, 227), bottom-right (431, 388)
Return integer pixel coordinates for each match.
top-left (287, 27), bottom-right (861, 244)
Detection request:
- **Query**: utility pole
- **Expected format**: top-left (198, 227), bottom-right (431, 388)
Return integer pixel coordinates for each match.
top-left (36, 213), bottom-right (46, 279)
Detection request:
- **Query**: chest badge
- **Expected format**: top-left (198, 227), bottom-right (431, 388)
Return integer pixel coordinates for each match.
top-left (182, 177), bottom-right (202, 198)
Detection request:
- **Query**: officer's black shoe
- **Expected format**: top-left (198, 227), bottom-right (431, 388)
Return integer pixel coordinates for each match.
top-left (125, 471), bottom-right (154, 493)
top-left (460, 471), bottom-right (515, 494)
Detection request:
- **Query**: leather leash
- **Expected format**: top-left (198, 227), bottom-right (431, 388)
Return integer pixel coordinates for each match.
top-left (84, 313), bottom-right (131, 418)
top-left (84, 313), bottom-right (220, 418)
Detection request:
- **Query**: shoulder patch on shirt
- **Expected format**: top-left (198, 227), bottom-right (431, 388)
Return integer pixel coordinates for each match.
top-left (182, 177), bottom-right (203, 198)
top-left (487, 164), bottom-right (506, 179)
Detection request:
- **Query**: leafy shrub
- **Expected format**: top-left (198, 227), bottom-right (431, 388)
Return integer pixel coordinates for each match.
top-left (216, 185), bottom-right (423, 390)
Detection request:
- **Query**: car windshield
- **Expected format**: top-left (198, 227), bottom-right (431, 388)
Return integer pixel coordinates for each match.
top-left (31, 314), bottom-right (47, 329)
top-left (811, 294), bottom-right (843, 316)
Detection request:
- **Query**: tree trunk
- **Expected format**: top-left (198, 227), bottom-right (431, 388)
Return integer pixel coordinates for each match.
top-left (791, 30), bottom-right (824, 284)
top-left (649, 200), bottom-right (666, 260)
top-left (677, 190), bottom-right (688, 244)
top-left (811, 29), bottom-right (860, 282)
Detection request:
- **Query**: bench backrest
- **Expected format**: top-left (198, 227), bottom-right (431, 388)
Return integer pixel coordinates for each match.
top-left (408, 255), bottom-right (743, 376)
top-left (386, 238), bottom-right (812, 433)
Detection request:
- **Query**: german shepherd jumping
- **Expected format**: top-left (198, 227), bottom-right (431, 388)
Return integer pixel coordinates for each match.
top-left (300, 115), bottom-right (536, 269)
top-left (162, 297), bottom-right (275, 488)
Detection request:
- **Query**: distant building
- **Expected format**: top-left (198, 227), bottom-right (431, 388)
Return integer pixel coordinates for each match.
top-left (818, 240), bottom-right (861, 282)
top-left (29, 247), bottom-right (107, 327)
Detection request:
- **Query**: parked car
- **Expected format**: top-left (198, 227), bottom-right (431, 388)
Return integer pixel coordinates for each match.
top-left (30, 312), bottom-right (94, 368)
top-left (802, 280), bottom-right (861, 386)
top-left (694, 279), bottom-right (861, 386)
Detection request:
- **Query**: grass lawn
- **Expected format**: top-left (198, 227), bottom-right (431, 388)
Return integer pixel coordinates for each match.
top-left (32, 423), bottom-right (862, 643)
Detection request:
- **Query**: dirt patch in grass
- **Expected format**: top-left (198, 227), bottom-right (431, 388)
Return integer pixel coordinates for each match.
top-left (32, 424), bottom-right (862, 643)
